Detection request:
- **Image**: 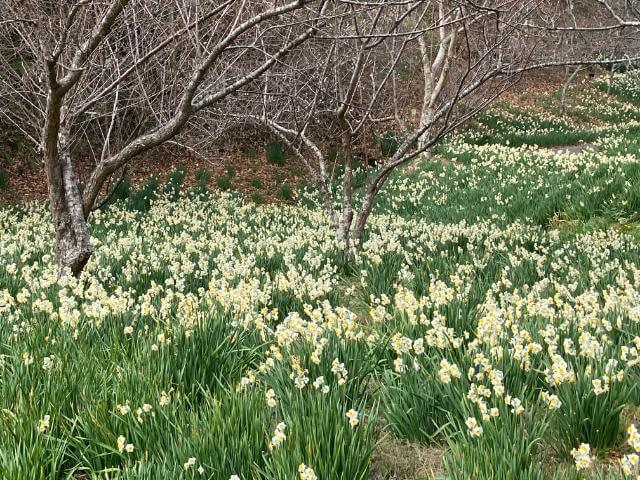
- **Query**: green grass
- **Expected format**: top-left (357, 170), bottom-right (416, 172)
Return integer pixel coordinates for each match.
top-left (251, 191), bottom-right (264, 203)
top-left (267, 139), bottom-right (286, 166)
top-left (250, 176), bottom-right (263, 189)
top-left (127, 174), bottom-right (159, 211)
top-left (277, 183), bottom-right (294, 201)
top-left (379, 131), bottom-right (400, 157)
top-left (216, 174), bottom-right (233, 191)
top-left (242, 145), bottom-right (258, 159)
top-left (163, 164), bottom-right (187, 201)
top-left (195, 168), bottom-right (212, 185)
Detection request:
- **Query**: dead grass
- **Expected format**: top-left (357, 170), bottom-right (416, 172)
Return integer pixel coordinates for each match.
top-left (548, 211), bottom-right (579, 231)
top-left (370, 436), bottom-right (448, 480)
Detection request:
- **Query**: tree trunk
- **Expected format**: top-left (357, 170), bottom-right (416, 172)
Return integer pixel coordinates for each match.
top-left (418, 104), bottom-right (435, 152)
top-left (53, 146), bottom-right (93, 277)
top-left (417, 35), bottom-right (434, 151)
top-left (336, 126), bottom-right (354, 251)
top-left (352, 183), bottom-right (378, 244)
top-left (560, 66), bottom-right (582, 117)
top-left (43, 93), bottom-right (93, 278)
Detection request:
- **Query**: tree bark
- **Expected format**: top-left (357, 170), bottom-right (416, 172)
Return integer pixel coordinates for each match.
top-left (43, 93), bottom-right (93, 278)
top-left (337, 125), bottom-right (354, 251)
top-left (418, 35), bottom-right (435, 151)
top-left (560, 66), bottom-right (582, 116)
top-left (352, 169), bottom-right (389, 243)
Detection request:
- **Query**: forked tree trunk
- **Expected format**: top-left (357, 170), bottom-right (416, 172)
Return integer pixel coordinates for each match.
top-left (43, 94), bottom-right (93, 278)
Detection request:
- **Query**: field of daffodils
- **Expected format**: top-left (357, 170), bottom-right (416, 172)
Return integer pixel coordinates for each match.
top-left (1, 74), bottom-right (640, 480)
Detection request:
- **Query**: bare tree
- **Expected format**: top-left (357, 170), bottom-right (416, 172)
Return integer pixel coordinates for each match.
top-left (0, 0), bottom-right (328, 276)
top-left (246, 0), bottom-right (640, 252)
top-left (249, 0), bottom-right (537, 250)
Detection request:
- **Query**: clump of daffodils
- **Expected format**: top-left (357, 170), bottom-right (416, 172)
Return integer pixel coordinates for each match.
top-left (621, 424), bottom-right (640, 476)
top-left (182, 458), bottom-right (205, 474)
top-left (540, 390), bottom-right (562, 410)
top-left (22, 352), bottom-right (33, 366)
top-left (570, 443), bottom-right (592, 471)
top-left (265, 388), bottom-right (277, 408)
top-left (116, 401), bottom-right (131, 415)
top-left (37, 415), bottom-right (50, 433)
top-left (621, 453), bottom-right (639, 476)
top-left (393, 357), bottom-right (405, 374)
top-left (237, 369), bottom-right (256, 391)
top-left (505, 395), bottom-right (524, 415)
top-left (136, 403), bottom-right (153, 423)
top-left (268, 422), bottom-right (287, 450)
top-left (42, 355), bottom-right (54, 371)
top-left (298, 463), bottom-right (318, 480)
top-left (628, 424), bottom-right (640, 452)
top-left (312, 376), bottom-right (330, 393)
top-left (159, 390), bottom-right (171, 406)
top-left (465, 417), bottom-right (483, 437)
top-left (116, 435), bottom-right (134, 453)
top-left (592, 376), bottom-right (610, 396)
top-left (346, 409), bottom-right (359, 428)
top-left (331, 358), bottom-right (348, 385)
top-left (437, 359), bottom-right (461, 384)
